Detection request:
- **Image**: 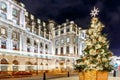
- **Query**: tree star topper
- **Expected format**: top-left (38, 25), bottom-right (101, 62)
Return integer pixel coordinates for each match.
top-left (90, 7), bottom-right (100, 17)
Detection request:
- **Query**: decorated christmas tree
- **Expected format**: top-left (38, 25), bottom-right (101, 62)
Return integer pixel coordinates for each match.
top-left (75, 7), bottom-right (113, 72)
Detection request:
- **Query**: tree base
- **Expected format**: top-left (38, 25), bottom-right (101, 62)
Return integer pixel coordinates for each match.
top-left (79, 70), bottom-right (108, 80)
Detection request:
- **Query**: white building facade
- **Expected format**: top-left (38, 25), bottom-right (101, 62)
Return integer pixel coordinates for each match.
top-left (0, 0), bottom-right (86, 73)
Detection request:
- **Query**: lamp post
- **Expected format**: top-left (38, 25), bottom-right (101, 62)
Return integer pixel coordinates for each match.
top-left (36, 57), bottom-right (39, 75)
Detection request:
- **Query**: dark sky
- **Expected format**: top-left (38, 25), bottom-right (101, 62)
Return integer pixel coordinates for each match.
top-left (19, 0), bottom-right (120, 56)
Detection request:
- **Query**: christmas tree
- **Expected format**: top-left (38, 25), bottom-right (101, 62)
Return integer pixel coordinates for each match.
top-left (75, 7), bottom-right (113, 72)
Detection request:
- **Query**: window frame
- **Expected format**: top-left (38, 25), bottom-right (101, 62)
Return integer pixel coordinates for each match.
top-left (1, 2), bottom-right (7, 12)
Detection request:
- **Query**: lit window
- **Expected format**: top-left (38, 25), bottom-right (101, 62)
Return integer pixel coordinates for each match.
top-left (1, 2), bottom-right (7, 12)
top-left (1, 28), bottom-right (6, 35)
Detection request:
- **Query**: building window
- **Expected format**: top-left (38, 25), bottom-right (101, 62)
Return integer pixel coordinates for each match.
top-left (72, 27), bottom-right (76, 32)
top-left (60, 30), bottom-right (64, 34)
top-left (61, 47), bottom-right (63, 55)
top-left (55, 31), bottom-right (58, 36)
top-left (66, 28), bottom-right (70, 32)
top-left (1, 2), bottom-right (7, 12)
top-left (1, 40), bottom-right (6, 49)
top-left (26, 26), bottom-right (31, 32)
top-left (34, 27), bottom-right (38, 34)
top-left (40, 42), bottom-right (43, 48)
top-left (74, 46), bottom-right (76, 54)
top-left (27, 47), bottom-right (30, 52)
top-left (1, 28), bottom-right (6, 35)
top-left (66, 46), bottom-right (69, 54)
top-left (55, 48), bottom-right (58, 55)
top-left (77, 48), bottom-right (78, 55)
top-left (12, 8), bottom-right (18, 17)
top-left (66, 38), bottom-right (70, 43)
top-left (81, 32), bottom-right (85, 38)
top-left (12, 32), bottom-right (17, 39)
top-left (34, 40), bottom-right (37, 46)
top-left (13, 42), bottom-right (18, 50)
top-left (34, 48), bottom-right (38, 53)
top-left (1, 12), bottom-right (7, 19)
top-left (45, 44), bottom-right (48, 49)
top-left (27, 38), bottom-right (30, 44)
top-left (40, 31), bottom-right (44, 37)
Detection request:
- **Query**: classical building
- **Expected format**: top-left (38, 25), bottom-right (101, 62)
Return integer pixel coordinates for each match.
top-left (0, 0), bottom-right (86, 73)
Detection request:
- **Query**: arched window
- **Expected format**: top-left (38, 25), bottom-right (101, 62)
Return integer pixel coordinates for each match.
top-left (1, 58), bottom-right (9, 71)
top-left (12, 60), bottom-right (19, 71)
top-left (1, 58), bottom-right (8, 64)
top-left (26, 61), bottom-right (33, 72)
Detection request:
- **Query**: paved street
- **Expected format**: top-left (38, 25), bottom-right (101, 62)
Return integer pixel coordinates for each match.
top-left (1, 75), bottom-right (120, 80)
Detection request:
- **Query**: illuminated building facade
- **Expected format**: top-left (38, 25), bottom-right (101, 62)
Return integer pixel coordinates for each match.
top-left (0, 0), bottom-right (86, 72)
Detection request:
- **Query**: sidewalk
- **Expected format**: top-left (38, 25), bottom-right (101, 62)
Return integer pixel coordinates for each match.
top-left (49, 76), bottom-right (120, 80)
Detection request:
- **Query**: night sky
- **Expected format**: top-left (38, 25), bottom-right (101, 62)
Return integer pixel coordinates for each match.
top-left (19, 0), bottom-right (120, 56)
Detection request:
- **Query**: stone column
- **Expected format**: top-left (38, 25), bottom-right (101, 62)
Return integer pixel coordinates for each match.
top-left (70, 24), bottom-right (73, 32)
top-left (64, 45), bottom-right (66, 55)
top-left (7, 27), bottom-right (12, 50)
top-left (44, 28), bottom-right (46, 38)
top-left (19, 31), bottom-right (23, 51)
top-left (37, 40), bottom-right (40, 53)
top-left (43, 41), bottom-right (45, 54)
top-left (31, 37), bottom-right (34, 52)
top-left (31, 21), bottom-right (35, 33)
top-left (22, 32), bottom-right (27, 52)
top-left (20, 10), bottom-right (25, 27)
top-left (38, 25), bottom-right (41, 36)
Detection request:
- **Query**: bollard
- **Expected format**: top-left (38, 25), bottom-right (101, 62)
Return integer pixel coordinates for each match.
top-left (68, 71), bottom-right (69, 77)
top-left (113, 70), bottom-right (116, 77)
top-left (43, 72), bottom-right (46, 80)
